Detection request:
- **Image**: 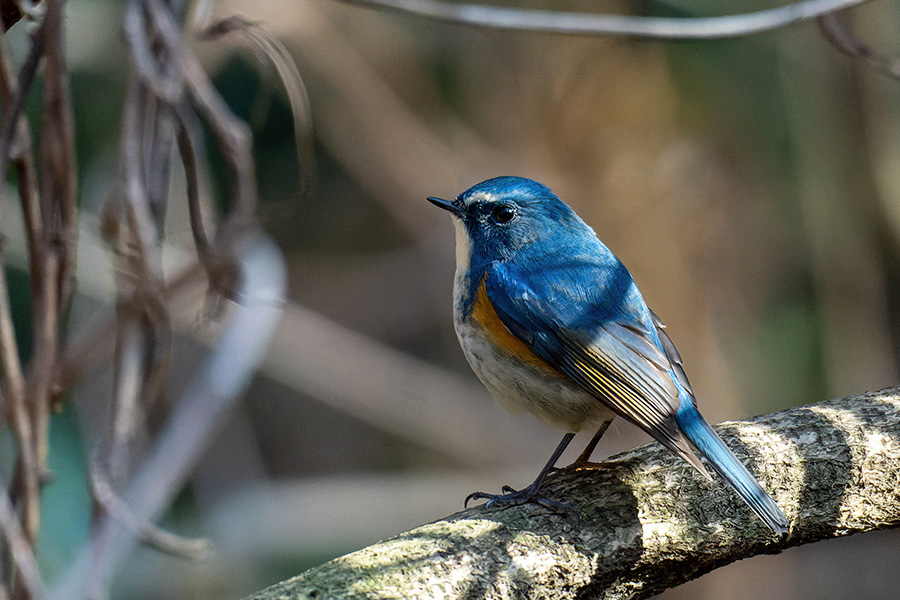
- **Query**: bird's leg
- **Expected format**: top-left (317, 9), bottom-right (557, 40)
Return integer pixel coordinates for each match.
top-left (568, 420), bottom-right (612, 471)
top-left (465, 432), bottom-right (575, 512)
top-left (546, 420), bottom-right (613, 479)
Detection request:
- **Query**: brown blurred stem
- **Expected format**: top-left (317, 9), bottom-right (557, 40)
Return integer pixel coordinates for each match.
top-left (0, 21), bottom-right (38, 555)
top-left (818, 13), bottom-right (900, 79)
top-left (55, 261), bottom-right (205, 392)
top-left (0, 1), bottom-right (76, 597)
top-left (0, 13), bottom-right (43, 174)
top-left (174, 100), bottom-right (215, 268)
top-left (31, 0), bottom-right (77, 484)
top-left (182, 49), bottom-right (258, 250)
top-left (199, 16), bottom-right (315, 199)
top-left (89, 454), bottom-right (211, 559)
top-left (0, 475), bottom-right (43, 599)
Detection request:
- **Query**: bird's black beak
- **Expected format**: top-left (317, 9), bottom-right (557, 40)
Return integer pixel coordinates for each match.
top-left (427, 196), bottom-right (464, 217)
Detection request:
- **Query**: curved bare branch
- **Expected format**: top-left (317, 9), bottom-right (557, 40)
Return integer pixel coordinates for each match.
top-left (337, 0), bottom-right (874, 39)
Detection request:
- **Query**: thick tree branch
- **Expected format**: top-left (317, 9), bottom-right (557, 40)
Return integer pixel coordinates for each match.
top-left (246, 387), bottom-right (900, 600)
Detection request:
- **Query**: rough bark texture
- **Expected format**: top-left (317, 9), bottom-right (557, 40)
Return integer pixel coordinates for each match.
top-left (245, 388), bottom-right (900, 599)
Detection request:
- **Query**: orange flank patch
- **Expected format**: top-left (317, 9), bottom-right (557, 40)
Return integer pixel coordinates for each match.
top-left (472, 278), bottom-right (562, 376)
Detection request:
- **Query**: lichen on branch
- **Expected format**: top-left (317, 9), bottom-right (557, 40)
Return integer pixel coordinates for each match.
top-left (246, 387), bottom-right (900, 600)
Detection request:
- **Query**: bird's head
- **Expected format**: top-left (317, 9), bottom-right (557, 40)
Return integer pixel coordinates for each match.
top-left (428, 176), bottom-right (590, 265)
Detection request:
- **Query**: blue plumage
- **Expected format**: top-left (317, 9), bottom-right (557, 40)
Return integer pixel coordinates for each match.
top-left (429, 176), bottom-right (788, 534)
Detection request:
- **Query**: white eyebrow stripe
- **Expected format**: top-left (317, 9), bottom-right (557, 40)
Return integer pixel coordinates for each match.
top-left (463, 191), bottom-right (501, 206)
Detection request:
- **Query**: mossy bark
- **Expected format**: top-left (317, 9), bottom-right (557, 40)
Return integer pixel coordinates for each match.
top-left (245, 387), bottom-right (900, 600)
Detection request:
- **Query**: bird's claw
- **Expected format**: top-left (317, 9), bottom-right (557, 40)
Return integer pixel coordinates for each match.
top-left (464, 486), bottom-right (573, 513)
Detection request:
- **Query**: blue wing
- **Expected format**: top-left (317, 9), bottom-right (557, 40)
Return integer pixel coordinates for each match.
top-left (484, 260), bottom-right (790, 533)
top-left (483, 260), bottom-right (708, 474)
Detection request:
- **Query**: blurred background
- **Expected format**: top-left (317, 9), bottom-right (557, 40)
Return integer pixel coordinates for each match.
top-left (4, 0), bottom-right (900, 597)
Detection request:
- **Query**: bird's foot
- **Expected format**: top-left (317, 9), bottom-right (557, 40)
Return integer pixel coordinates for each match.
top-left (465, 485), bottom-right (572, 513)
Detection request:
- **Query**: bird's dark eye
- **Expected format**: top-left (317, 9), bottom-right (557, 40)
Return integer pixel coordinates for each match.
top-left (492, 204), bottom-right (517, 224)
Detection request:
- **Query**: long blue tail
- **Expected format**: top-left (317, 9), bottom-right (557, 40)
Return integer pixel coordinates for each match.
top-left (675, 407), bottom-right (789, 535)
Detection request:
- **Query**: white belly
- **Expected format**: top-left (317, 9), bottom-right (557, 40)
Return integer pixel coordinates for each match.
top-left (449, 218), bottom-right (613, 432)
top-left (454, 304), bottom-right (614, 433)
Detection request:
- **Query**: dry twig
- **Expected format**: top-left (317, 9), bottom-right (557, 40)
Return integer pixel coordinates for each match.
top-left (0, 0), bottom-right (292, 597)
top-left (818, 12), bottom-right (900, 79)
top-left (337, 0), bottom-right (874, 39)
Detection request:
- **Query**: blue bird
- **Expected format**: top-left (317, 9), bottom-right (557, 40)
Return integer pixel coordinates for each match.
top-left (428, 176), bottom-right (789, 534)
